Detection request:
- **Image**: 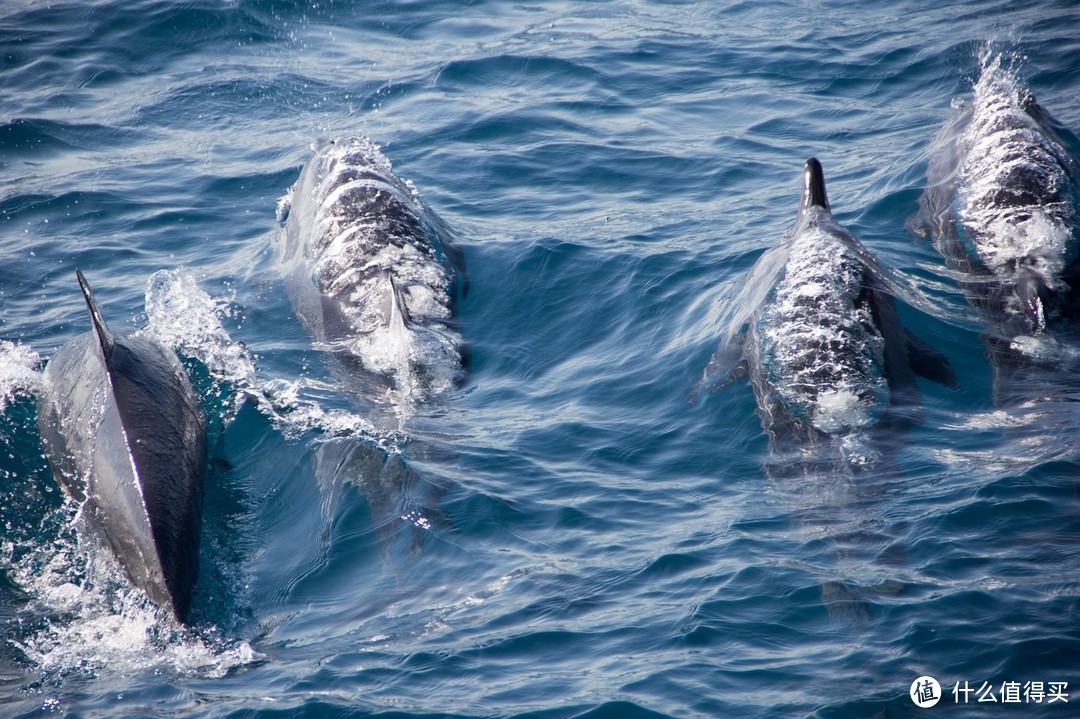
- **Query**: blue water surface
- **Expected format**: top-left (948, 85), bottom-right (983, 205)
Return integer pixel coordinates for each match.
top-left (1, 1), bottom-right (1079, 717)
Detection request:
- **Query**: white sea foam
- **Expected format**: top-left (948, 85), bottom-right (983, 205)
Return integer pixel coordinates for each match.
top-left (1008, 331), bottom-right (1071, 361)
top-left (144, 268), bottom-right (258, 407)
top-left (260, 376), bottom-right (405, 451)
top-left (143, 267), bottom-right (400, 448)
top-left (0, 339), bottom-right (42, 410)
top-left (3, 514), bottom-right (261, 682)
top-left (814, 388), bottom-right (873, 434)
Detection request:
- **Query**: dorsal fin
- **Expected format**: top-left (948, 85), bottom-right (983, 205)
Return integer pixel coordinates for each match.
top-left (799, 157), bottom-right (830, 220)
top-left (377, 271), bottom-right (411, 331)
top-left (76, 269), bottom-right (115, 360)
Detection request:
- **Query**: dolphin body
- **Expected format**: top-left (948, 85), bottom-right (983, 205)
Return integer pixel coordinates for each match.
top-left (37, 271), bottom-right (206, 623)
top-left (279, 136), bottom-right (465, 411)
top-left (908, 54), bottom-right (1080, 339)
top-left (708, 159), bottom-right (954, 467)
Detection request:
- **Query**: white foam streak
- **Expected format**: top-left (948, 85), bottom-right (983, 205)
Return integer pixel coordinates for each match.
top-left (144, 268), bottom-right (258, 407)
top-left (4, 521), bottom-right (260, 681)
top-left (260, 376), bottom-right (405, 451)
top-left (142, 268), bottom-right (399, 448)
top-left (0, 340), bottom-right (42, 410)
top-left (814, 389), bottom-right (873, 434)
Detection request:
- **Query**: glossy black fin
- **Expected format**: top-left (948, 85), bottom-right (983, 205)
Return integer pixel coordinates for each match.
top-left (801, 157), bottom-right (830, 214)
top-left (76, 269), bottom-right (115, 360)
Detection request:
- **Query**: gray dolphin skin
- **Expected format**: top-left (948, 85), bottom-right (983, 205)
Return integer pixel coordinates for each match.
top-left (710, 159), bottom-right (954, 465)
top-left (908, 53), bottom-right (1080, 337)
top-left (279, 136), bottom-right (465, 409)
top-left (37, 271), bottom-right (206, 623)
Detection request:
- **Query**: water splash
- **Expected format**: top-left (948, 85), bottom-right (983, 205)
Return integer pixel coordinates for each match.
top-left (144, 268), bottom-right (259, 413)
top-left (3, 504), bottom-right (261, 686)
top-left (0, 340), bottom-right (42, 412)
top-left (143, 267), bottom-right (404, 450)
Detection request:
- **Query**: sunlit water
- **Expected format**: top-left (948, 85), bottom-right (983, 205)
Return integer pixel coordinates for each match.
top-left (1, 2), bottom-right (1079, 717)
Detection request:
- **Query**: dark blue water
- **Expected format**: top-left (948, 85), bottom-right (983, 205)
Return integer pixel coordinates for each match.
top-left (2, 1), bottom-right (1079, 717)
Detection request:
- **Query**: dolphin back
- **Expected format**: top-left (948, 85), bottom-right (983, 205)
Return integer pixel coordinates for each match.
top-left (730, 159), bottom-right (953, 466)
top-left (39, 273), bottom-right (206, 622)
top-left (913, 53), bottom-right (1080, 334)
top-left (280, 136), bottom-right (465, 405)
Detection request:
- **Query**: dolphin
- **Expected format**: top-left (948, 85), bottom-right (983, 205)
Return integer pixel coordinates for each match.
top-left (707, 159), bottom-right (955, 467)
top-left (279, 136), bottom-right (465, 411)
top-left (37, 270), bottom-right (206, 623)
top-left (908, 53), bottom-right (1080, 338)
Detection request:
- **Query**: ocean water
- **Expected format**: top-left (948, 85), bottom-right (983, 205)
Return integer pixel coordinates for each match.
top-left (1, 1), bottom-right (1079, 717)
